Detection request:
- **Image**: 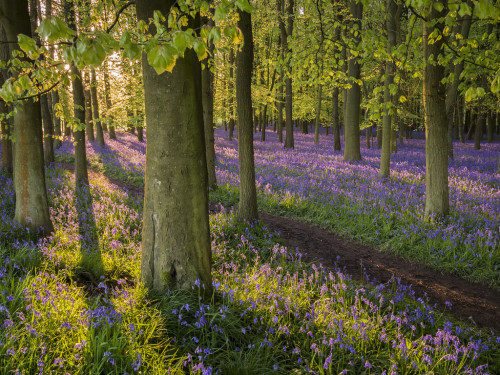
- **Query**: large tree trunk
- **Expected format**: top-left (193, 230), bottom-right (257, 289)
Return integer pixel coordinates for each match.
top-left (65, 0), bottom-right (88, 184)
top-left (487, 111), bottom-right (494, 143)
top-left (343, 0), bottom-right (363, 161)
top-left (236, 8), bottom-right (258, 221)
top-left (202, 18), bottom-right (217, 191)
top-left (0, 0), bottom-right (53, 233)
top-left (423, 1), bottom-right (449, 217)
top-left (380, 0), bottom-right (397, 177)
top-left (90, 68), bottom-right (105, 146)
top-left (136, 0), bottom-right (212, 292)
top-left (282, 0), bottom-right (294, 149)
top-left (102, 62), bottom-right (116, 139)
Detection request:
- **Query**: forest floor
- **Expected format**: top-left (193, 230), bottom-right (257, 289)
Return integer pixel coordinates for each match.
top-left (57, 161), bottom-right (500, 332)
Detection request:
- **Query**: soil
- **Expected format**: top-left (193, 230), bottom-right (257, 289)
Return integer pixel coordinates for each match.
top-left (57, 162), bottom-right (500, 332)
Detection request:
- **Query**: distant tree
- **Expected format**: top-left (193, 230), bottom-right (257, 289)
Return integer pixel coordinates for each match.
top-left (90, 68), bottom-right (105, 146)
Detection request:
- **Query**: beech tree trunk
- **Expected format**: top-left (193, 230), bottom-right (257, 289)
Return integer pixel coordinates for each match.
top-left (202, 17), bottom-right (217, 191)
top-left (343, 0), bottom-right (363, 161)
top-left (228, 49), bottom-right (235, 141)
top-left (236, 8), bottom-right (258, 221)
top-left (332, 86), bottom-right (341, 151)
top-left (0, 26), bottom-right (12, 173)
top-left (282, 0), bottom-right (294, 149)
top-left (380, 0), bottom-right (396, 177)
top-left (65, 0), bottom-right (88, 184)
top-left (83, 71), bottom-right (94, 142)
top-left (136, 0), bottom-right (212, 292)
top-left (103, 63), bottom-right (116, 139)
top-left (90, 68), bottom-right (105, 146)
top-left (445, 0), bottom-right (473, 159)
top-left (0, 0), bottom-right (53, 233)
top-left (423, 1), bottom-right (449, 217)
top-left (52, 90), bottom-right (62, 148)
top-left (314, 83), bottom-right (322, 144)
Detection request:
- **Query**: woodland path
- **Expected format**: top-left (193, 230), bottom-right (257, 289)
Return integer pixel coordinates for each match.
top-left (58, 162), bottom-right (500, 332)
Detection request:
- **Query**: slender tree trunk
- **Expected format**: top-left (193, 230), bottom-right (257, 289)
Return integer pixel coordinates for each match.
top-left (228, 48), bottom-right (235, 141)
top-left (380, 0), bottom-right (396, 177)
top-left (0, 0), bottom-right (53, 232)
top-left (332, 86), bottom-right (341, 151)
top-left (41, 95), bottom-right (55, 164)
top-left (103, 63), bottom-right (116, 139)
top-left (423, 1), bottom-right (449, 217)
top-left (445, 0), bottom-right (473, 158)
top-left (314, 83), bottom-right (322, 144)
top-left (90, 68), bottom-right (105, 146)
top-left (261, 106), bottom-right (267, 142)
top-left (64, 0), bottom-right (88, 184)
top-left (457, 98), bottom-right (465, 143)
top-left (202, 17), bottom-right (217, 191)
top-left (136, 0), bottom-right (212, 292)
top-left (51, 90), bottom-right (62, 148)
top-left (83, 71), bottom-right (94, 142)
top-left (236, 8), bottom-right (258, 221)
top-left (0, 26), bottom-right (12, 173)
top-left (343, 0), bottom-right (363, 161)
top-left (282, 0), bottom-right (294, 149)
top-left (487, 111), bottom-right (494, 143)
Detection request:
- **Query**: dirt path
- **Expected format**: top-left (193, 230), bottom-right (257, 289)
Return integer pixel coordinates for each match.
top-left (57, 163), bottom-right (500, 332)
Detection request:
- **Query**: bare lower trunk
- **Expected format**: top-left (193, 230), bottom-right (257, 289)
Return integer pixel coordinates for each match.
top-left (41, 95), bottom-right (55, 164)
top-left (423, 2), bottom-right (449, 217)
top-left (137, 0), bottom-right (212, 293)
top-left (90, 68), bottom-right (105, 146)
top-left (236, 8), bottom-right (258, 221)
top-left (1, 0), bottom-right (53, 233)
top-left (314, 83), bottom-right (322, 144)
top-left (83, 71), bottom-right (94, 142)
top-left (228, 49), bottom-right (235, 141)
top-left (332, 86), bottom-right (341, 151)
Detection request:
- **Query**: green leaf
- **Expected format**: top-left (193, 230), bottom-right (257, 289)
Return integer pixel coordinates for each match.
top-left (235, 0), bottom-right (253, 13)
top-left (18, 34), bottom-right (39, 59)
top-left (433, 2), bottom-right (444, 12)
top-left (147, 45), bottom-right (176, 74)
top-left (214, 5), bottom-right (228, 23)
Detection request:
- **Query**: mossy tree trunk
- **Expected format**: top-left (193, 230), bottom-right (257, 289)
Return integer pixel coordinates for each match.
top-left (136, 0), bottom-right (212, 292)
top-left (0, 0), bottom-right (53, 233)
top-left (423, 1), bottom-right (449, 217)
top-left (343, 0), bottom-right (362, 161)
top-left (236, 7), bottom-right (258, 222)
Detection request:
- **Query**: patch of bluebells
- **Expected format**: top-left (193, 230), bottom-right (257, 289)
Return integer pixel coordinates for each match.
top-left (213, 128), bottom-right (500, 288)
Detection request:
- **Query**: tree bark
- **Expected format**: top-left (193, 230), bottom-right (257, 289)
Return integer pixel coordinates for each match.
top-left (236, 8), bottom-right (258, 221)
top-left (332, 86), bottom-right (341, 151)
top-left (228, 48), bottom-right (235, 141)
top-left (0, 26), bottom-right (12, 173)
top-left (0, 0), bottom-right (53, 232)
top-left (283, 0), bottom-right (294, 149)
top-left (423, 1), bottom-right (449, 217)
top-left (51, 90), bottom-right (62, 148)
top-left (314, 83), bottom-right (322, 144)
top-left (90, 68), bottom-right (105, 146)
top-left (445, 0), bottom-right (473, 158)
top-left (102, 62), bottom-right (116, 139)
top-left (136, 0), bottom-right (212, 292)
top-left (343, 0), bottom-right (363, 161)
top-left (83, 71), bottom-right (94, 142)
top-left (64, 0), bottom-right (88, 184)
top-left (380, 0), bottom-right (397, 177)
top-left (202, 17), bottom-right (217, 191)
